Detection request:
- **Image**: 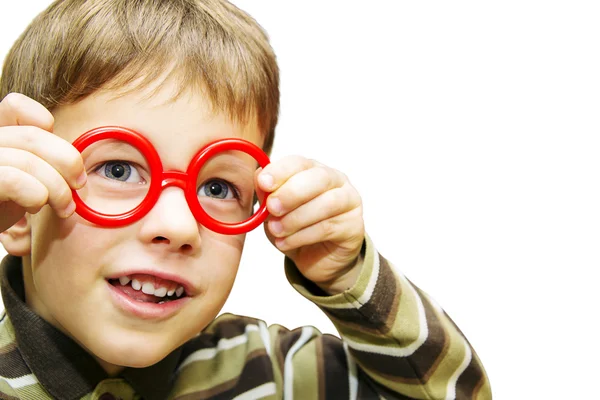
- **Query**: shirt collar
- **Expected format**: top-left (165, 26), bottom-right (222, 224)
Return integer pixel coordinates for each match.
top-left (0, 255), bottom-right (182, 400)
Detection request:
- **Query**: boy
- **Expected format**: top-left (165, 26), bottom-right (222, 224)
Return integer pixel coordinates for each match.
top-left (0, 0), bottom-right (491, 399)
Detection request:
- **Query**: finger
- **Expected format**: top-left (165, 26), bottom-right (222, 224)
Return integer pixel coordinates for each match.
top-left (0, 125), bottom-right (86, 189)
top-left (267, 184), bottom-right (361, 238)
top-left (0, 148), bottom-right (75, 217)
top-left (0, 202), bottom-right (28, 234)
top-left (0, 166), bottom-right (49, 215)
top-left (256, 155), bottom-right (315, 193)
top-left (0, 93), bottom-right (54, 131)
top-left (253, 167), bottom-right (268, 205)
top-left (265, 165), bottom-right (347, 217)
top-left (273, 207), bottom-right (364, 252)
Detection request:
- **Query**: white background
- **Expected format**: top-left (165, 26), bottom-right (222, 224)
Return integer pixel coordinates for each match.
top-left (1, 1), bottom-right (599, 398)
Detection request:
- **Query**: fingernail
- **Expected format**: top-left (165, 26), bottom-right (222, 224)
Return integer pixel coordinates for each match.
top-left (75, 172), bottom-right (87, 189)
top-left (258, 173), bottom-right (274, 191)
top-left (270, 220), bottom-right (283, 235)
top-left (268, 197), bottom-right (283, 215)
top-left (62, 201), bottom-right (76, 218)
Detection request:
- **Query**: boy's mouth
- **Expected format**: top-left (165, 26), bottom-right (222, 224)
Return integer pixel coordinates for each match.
top-left (108, 274), bottom-right (187, 304)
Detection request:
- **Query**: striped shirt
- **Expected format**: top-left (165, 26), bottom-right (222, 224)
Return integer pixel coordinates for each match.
top-left (0, 236), bottom-right (491, 399)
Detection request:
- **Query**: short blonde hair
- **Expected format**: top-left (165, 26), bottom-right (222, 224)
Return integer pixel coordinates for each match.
top-left (0, 0), bottom-right (279, 154)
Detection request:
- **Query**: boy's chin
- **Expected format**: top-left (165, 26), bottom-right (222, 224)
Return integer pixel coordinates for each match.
top-left (102, 350), bottom-right (166, 369)
top-left (86, 332), bottom-right (181, 370)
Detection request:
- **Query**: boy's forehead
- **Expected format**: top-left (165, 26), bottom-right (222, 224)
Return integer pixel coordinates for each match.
top-left (51, 80), bottom-right (265, 153)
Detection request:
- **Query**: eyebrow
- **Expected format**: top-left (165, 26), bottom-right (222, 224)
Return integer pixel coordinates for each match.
top-left (200, 153), bottom-right (258, 173)
top-left (82, 140), bottom-right (140, 153)
top-left (85, 138), bottom-right (148, 153)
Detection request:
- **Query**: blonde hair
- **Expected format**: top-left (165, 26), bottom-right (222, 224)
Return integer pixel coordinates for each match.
top-left (0, 0), bottom-right (279, 154)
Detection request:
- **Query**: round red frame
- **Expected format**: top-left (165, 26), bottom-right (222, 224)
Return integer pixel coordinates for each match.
top-left (71, 126), bottom-right (270, 235)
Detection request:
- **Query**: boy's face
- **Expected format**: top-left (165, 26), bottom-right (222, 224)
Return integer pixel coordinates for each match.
top-left (23, 80), bottom-right (263, 373)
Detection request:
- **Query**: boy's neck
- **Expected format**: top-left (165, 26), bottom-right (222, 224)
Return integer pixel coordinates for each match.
top-left (95, 357), bottom-right (125, 377)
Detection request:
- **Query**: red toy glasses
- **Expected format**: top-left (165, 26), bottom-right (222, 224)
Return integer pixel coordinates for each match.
top-left (71, 126), bottom-right (270, 235)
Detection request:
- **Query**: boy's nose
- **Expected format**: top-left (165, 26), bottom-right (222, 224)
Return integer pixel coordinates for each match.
top-left (137, 187), bottom-right (201, 253)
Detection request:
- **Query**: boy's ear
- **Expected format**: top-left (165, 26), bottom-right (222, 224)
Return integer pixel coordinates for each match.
top-left (0, 215), bottom-right (32, 256)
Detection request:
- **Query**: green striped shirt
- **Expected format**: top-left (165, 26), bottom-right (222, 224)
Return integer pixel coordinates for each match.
top-left (0, 236), bottom-right (491, 399)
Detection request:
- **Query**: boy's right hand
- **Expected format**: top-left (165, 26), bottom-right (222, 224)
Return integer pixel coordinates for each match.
top-left (0, 93), bottom-right (86, 233)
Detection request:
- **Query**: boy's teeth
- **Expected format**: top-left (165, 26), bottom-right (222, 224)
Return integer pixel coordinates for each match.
top-left (131, 279), bottom-right (142, 291)
top-left (136, 281), bottom-right (171, 297)
top-left (119, 276), bottom-right (184, 298)
top-left (142, 282), bottom-right (155, 295)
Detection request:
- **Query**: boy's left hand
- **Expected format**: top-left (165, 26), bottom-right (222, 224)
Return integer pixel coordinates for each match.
top-left (256, 156), bottom-right (365, 295)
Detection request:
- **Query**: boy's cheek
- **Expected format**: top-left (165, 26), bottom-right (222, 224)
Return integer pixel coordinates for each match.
top-left (25, 205), bottom-right (246, 366)
top-left (29, 205), bottom-right (87, 254)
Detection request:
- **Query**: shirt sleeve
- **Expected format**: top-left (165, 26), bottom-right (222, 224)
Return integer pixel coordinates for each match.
top-left (276, 234), bottom-right (492, 400)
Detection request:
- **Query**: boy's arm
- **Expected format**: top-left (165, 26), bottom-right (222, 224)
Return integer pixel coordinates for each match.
top-left (282, 234), bottom-right (492, 399)
top-left (256, 157), bottom-right (491, 399)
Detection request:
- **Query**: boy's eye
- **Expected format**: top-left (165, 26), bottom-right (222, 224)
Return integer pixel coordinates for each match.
top-left (96, 161), bottom-right (144, 183)
top-left (198, 179), bottom-right (237, 200)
